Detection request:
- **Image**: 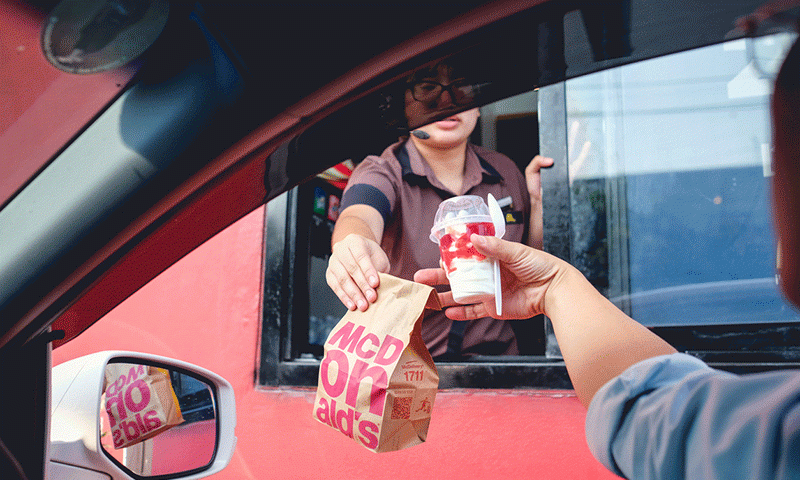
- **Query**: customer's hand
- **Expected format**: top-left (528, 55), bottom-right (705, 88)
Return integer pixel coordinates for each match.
top-left (327, 233), bottom-right (390, 311)
top-left (414, 234), bottom-right (565, 320)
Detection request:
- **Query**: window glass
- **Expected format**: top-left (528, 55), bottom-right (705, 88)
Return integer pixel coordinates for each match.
top-left (479, 90), bottom-right (540, 172)
top-left (306, 177), bottom-right (348, 355)
top-left (565, 33), bottom-right (800, 327)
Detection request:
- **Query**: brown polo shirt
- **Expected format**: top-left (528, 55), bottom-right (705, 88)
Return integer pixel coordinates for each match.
top-left (340, 140), bottom-right (530, 358)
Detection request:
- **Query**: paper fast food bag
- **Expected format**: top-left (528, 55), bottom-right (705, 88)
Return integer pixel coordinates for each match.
top-left (104, 364), bottom-right (184, 449)
top-left (314, 273), bottom-right (441, 452)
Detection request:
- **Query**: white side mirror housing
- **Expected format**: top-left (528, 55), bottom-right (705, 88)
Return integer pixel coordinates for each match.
top-left (50, 351), bottom-right (236, 480)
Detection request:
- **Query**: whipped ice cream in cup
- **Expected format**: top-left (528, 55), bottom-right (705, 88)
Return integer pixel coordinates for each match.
top-left (429, 195), bottom-right (498, 304)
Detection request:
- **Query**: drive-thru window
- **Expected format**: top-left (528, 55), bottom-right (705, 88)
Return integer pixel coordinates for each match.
top-left (258, 26), bottom-right (800, 388)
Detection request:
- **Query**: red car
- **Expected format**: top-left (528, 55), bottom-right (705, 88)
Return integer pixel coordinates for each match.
top-left (2, 0), bottom-right (798, 478)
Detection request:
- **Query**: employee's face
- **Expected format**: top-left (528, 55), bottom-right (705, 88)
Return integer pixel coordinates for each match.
top-left (410, 108), bottom-right (479, 149)
top-left (405, 65), bottom-right (474, 134)
top-left (405, 65), bottom-right (478, 148)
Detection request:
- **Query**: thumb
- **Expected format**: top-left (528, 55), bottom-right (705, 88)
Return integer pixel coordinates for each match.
top-left (471, 234), bottom-right (527, 264)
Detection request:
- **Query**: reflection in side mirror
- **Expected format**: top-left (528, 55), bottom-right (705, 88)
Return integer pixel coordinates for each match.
top-left (51, 351), bottom-right (235, 480)
top-left (99, 362), bottom-right (217, 477)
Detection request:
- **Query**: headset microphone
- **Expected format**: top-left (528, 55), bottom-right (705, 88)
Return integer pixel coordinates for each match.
top-left (411, 130), bottom-right (430, 139)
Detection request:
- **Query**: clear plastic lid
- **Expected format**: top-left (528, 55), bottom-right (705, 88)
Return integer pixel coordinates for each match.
top-left (429, 195), bottom-right (492, 243)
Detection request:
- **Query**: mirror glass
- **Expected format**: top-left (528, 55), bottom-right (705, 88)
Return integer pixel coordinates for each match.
top-left (42, 0), bottom-right (169, 74)
top-left (99, 361), bottom-right (217, 477)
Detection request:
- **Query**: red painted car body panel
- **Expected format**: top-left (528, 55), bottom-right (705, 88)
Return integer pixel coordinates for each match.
top-left (53, 207), bottom-right (618, 480)
top-left (0, 1), bottom-right (135, 209)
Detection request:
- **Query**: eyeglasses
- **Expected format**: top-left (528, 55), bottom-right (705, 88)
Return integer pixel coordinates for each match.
top-left (409, 80), bottom-right (477, 105)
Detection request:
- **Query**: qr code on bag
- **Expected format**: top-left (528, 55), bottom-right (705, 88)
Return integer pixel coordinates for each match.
top-left (391, 396), bottom-right (412, 419)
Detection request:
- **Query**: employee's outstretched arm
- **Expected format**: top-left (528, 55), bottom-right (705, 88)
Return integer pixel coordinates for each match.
top-left (327, 204), bottom-right (389, 311)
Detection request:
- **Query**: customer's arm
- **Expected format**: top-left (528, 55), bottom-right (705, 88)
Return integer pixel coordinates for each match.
top-left (415, 234), bottom-right (676, 407)
top-left (541, 256), bottom-right (677, 407)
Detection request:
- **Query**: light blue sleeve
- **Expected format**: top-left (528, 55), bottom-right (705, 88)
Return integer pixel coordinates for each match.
top-left (586, 353), bottom-right (800, 480)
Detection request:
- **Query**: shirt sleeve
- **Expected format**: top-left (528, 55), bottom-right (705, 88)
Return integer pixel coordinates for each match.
top-left (340, 156), bottom-right (398, 225)
top-left (586, 352), bottom-right (800, 480)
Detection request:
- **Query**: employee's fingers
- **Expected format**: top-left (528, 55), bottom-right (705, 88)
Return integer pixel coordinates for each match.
top-left (365, 242), bottom-right (391, 277)
top-left (326, 261), bottom-right (363, 311)
top-left (343, 245), bottom-right (378, 304)
top-left (525, 155), bottom-right (554, 198)
top-left (325, 252), bottom-right (377, 311)
top-left (329, 236), bottom-right (387, 309)
top-left (525, 155), bottom-right (554, 175)
top-left (345, 234), bottom-right (391, 297)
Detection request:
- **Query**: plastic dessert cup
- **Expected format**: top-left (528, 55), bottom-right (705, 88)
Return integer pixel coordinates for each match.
top-left (429, 195), bottom-right (498, 304)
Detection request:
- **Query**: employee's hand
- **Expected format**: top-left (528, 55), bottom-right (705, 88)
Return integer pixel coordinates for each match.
top-left (414, 234), bottom-right (565, 320)
top-left (327, 233), bottom-right (390, 311)
top-left (525, 155), bottom-right (554, 250)
top-left (525, 155), bottom-right (554, 204)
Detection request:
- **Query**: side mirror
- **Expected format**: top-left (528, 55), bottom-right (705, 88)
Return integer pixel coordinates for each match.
top-left (50, 351), bottom-right (236, 479)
